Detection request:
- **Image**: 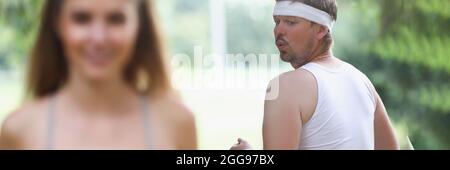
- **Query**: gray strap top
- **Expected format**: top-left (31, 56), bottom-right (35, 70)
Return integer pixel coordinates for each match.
top-left (46, 95), bottom-right (152, 150)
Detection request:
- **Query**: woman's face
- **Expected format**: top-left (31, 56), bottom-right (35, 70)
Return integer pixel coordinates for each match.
top-left (58, 0), bottom-right (139, 82)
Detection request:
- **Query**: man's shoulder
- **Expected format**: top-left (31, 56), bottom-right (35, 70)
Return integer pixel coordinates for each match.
top-left (341, 61), bottom-right (372, 79)
top-left (270, 69), bottom-right (317, 89)
top-left (266, 69), bottom-right (317, 101)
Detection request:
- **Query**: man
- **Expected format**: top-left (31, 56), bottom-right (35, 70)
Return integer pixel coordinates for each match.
top-left (232, 0), bottom-right (399, 150)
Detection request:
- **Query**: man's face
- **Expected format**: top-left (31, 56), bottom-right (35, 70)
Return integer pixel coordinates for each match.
top-left (273, 15), bottom-right (317, 68)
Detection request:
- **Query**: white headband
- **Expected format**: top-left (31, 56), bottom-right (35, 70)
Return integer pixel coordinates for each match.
top-left (273, 1), bottom-right (335, 31)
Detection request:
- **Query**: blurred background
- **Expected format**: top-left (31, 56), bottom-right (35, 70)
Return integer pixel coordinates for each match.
top-left (0, 0), bottom-right (449, 149)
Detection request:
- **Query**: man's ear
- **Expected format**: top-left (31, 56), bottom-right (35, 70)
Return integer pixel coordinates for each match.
top-left (315, 25), bottom-right (329, 40)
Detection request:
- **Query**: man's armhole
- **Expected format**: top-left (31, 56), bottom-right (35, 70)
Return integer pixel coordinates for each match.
top-left (361, 75), bottom-right (378, 108)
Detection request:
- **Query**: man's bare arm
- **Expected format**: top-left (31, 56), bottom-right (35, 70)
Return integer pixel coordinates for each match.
top-left (373, 91), bottom-right (400, 150)
top-left (263, 71), bottom-right (316, 150)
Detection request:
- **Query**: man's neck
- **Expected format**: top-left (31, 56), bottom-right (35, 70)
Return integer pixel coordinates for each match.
top-left (292, 50), bottom-right (334, 69)
top-left (310, 51), bottom-right (345, 70)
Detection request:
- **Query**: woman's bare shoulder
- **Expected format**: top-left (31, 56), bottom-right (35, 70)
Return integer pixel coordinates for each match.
top-left (148, 90), bottom-right (197, 149)
top-left (1, 97), bottom-right (50, 144)
top-left (149, 90), bottom-right (195, 124)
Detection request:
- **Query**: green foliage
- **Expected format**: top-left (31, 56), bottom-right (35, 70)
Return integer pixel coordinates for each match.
top-left (0, 0), bottom-right (42, 70)
top-left (419, 86), bottom-right (450, 113)
top-left (156, 0), bottom-right (211, 56)
top-left (371, 0), bottom-right (450, 149)
top-left (374, 27), bottom-right (450, 73)
top-left (225, 0), bottom-right (277, 55)
top-left (415, 0), bottom-right (450, 18)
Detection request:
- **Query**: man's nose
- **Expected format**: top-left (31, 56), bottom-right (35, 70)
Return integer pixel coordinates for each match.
top-left (274, 23), bottom-right (286, 38)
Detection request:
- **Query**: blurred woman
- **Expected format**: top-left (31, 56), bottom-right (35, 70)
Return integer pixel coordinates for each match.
top-left (0, 0), bottom-right (197, 150)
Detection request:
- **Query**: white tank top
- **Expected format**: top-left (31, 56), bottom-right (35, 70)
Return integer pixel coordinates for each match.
top-left (299, 62), bottom-right (376, 150)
